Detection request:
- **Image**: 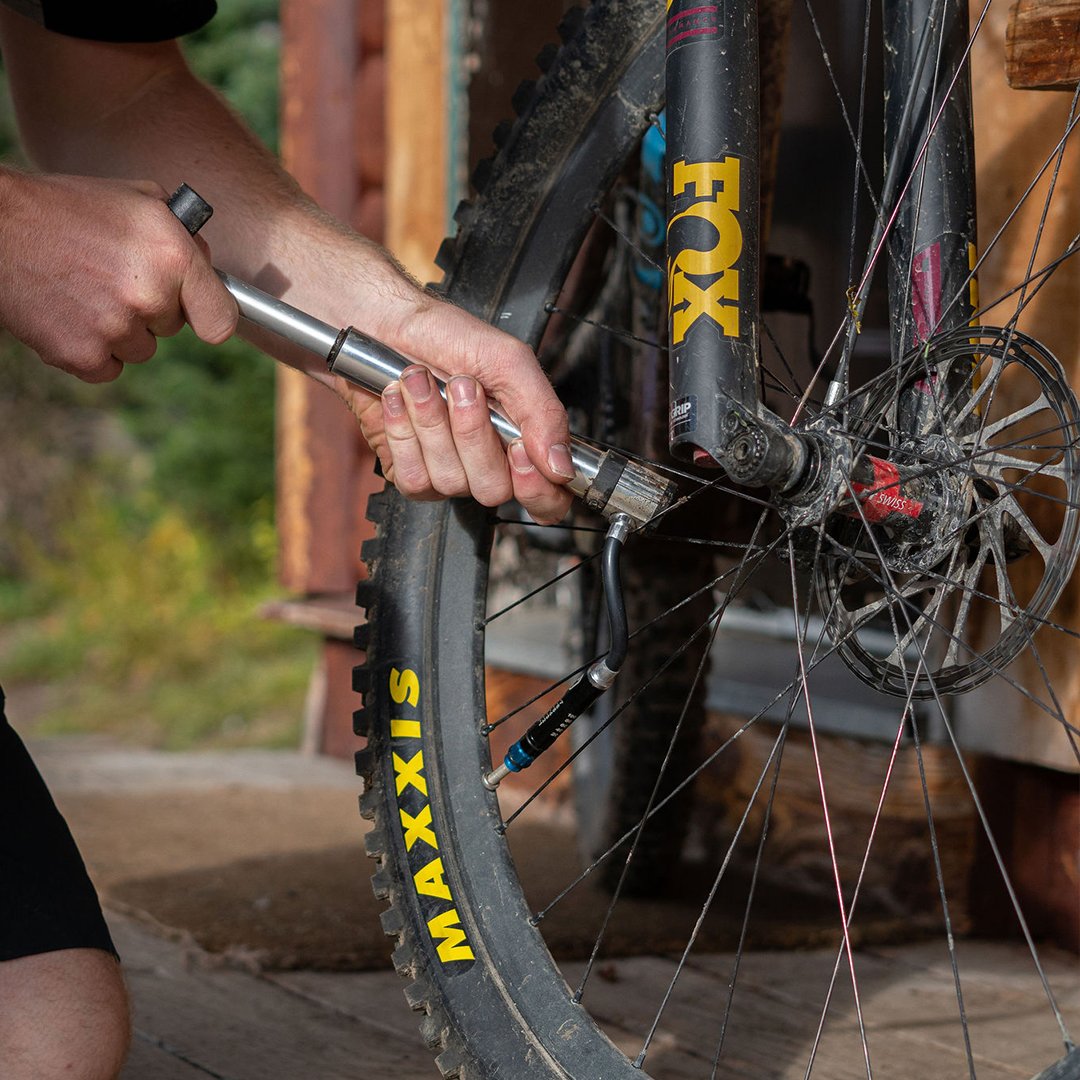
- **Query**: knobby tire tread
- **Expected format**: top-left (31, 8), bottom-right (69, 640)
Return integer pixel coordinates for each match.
top-left (355, 3), bottom-right (670, 1075)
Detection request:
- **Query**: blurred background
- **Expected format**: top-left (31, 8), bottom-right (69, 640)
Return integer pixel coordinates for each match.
top-left (0, 0), bottom-right (319, 750)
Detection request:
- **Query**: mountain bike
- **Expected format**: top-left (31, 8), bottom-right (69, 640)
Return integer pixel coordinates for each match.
top-left (353, 0), bottom-right (1080, 1075)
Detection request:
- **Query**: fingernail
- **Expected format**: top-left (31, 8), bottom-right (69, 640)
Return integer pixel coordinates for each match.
top-left (449, 376), bottom-right (477, 407)
top-left (548, 443), bottom-right (575, 479)
top-left (509, 440), bottom-right (535, 474)
top-left (383, 384), bottom-right (406, 417)
top-left (402, 367), bottom-right (432, 402)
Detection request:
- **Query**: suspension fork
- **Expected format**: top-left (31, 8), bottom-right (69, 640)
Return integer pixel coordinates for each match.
top-left (884, 0), bottom-right (978, 353)
top-left (832, 0), bottom-right (979, 438)
top-left (884, 0), bottom-right (979, 440)
top-left (665, 0), bottom-right (807, 492)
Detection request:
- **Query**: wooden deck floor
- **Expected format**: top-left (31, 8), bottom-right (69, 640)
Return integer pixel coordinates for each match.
top-left (117, 910), bottom-right (1078, 1080)
top-left (23, 735), bottom-right (1073, 1080)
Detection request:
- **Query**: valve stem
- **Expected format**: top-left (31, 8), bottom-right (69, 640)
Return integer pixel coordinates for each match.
top-left (483, 514), bottom-right (632, 791)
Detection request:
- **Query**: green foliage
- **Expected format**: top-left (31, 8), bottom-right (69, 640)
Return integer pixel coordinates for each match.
top-left (0, 2), bottom-right (318, 751)
top-left (1, 487), bottom-right (314, 749)
top-left (0, 1), bottom-right (286, 575)
top-left (110, 329), bottom-right (278, 575)
top-left (183, 0), bottom-right (281, 151)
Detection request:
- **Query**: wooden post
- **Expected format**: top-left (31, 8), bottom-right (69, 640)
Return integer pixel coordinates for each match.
top-left (385, 0), bottom-right (449, 282)
top-left (275, 0), bottom-right (386, 757)
top-left (957, 0), bottom-right (1080, 949)
top-left (278, 0), bottom-right (366, 596)
top-left (956, 0), bottom-right (1080, 773)
top-left (1007, 0), bottom-right (1080, 90)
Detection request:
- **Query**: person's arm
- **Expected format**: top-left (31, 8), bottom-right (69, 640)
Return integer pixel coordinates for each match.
top-left (0, 12), bottom-right (572, 523)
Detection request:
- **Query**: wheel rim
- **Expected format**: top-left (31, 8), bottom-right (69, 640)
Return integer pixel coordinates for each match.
top-left (363, 0), bottom-right (1080, 1075)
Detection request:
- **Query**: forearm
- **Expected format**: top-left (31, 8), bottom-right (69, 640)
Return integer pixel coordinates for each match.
top-left (82, 82), bottom-right (392, 329)
top-left (63, 66), bottom-right (382, 376)
top-left (0, 23), bottom-right (403, 375)
top-left (0, 12), bottom-right (573, 521)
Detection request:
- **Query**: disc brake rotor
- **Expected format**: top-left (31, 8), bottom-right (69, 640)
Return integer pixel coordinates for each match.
top-left (817, 326), bottom-right (1080, 698)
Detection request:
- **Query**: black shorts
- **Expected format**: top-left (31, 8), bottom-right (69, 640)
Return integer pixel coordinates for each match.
top-left (0, 691), bottom-right (117, 962)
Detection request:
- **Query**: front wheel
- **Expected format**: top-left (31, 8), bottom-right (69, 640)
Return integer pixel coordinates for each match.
top-left (355, 0), bottom-right (1080, 1076)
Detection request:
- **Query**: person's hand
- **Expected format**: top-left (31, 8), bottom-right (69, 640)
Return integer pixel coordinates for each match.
top-left (333, 264), bottom-right (574, 526)
top-left (0, 171), bottom-right (237, 381)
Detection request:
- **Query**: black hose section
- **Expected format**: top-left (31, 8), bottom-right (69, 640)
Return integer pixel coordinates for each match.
top-left (602, 530), bottom-right (629, 673)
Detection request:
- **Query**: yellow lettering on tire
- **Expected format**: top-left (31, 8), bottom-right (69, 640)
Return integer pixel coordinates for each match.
top-left (389, 667), bottom-right (420, 707)
top-left (427, 908), bottom-right (475, 963)
top-left (390, 719), bottom-right (421, 739)
top-left (414, 856), bottom-right (453, 901)
top-left (393, 750), bottom-right (428, 797)
top-left (400, 804), bottom-right (438, 852)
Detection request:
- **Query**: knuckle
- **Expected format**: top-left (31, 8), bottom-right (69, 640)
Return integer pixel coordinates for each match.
top-left (383, 413), bottom-right (413, 438)
top-left (80, 355), bottom-right (122, 384)
top-left (142, 180), bottom-right (169, 201)
top-left (431, 467), bottom-right (469, 498)
top-left (412, 403), bottom-right (448, 432)
top-left (133, 337), bottom-right (158, 364)
top-left (157, 231), bottom-right (194, 274)
top-left (127, 281), bottom-right (172, 321)
top-left (94, 308), bottom-right (129, 345)
top-left (472, 477), bottom-right (513, 508)
top-left (451, 416), bottom-right (489, 446)
top-left (394, 461), bottom-right (431, 496)
top-left (534, 400), bottom-right (570, 435)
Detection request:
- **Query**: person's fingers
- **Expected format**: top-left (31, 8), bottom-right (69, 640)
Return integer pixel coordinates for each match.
top-left (507, 439), bottom-right (573, 524)
top-left (467, 343), bottom-right (571, 486)
top-left (381, 382), bottom-right (436, 499)
top-left (411, 310), bottom-right (572, 488)
top-left (399, 366), bottom-right (469, 497)
top-left (110, 328), bottom-right (158, 366)
top-left (179, 251), bottom-right (238, 345)
top-left (446, 376), bottom-right (512, 507)
top-left (147, 308), bottom-right (186, 338)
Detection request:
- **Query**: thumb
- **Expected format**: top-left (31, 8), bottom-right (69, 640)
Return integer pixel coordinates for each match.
top-left (180, 242), bottom-right (238, 345)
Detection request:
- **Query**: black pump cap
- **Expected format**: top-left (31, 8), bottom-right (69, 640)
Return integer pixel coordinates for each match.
top-left (167, 183), bottom-right (213, 235)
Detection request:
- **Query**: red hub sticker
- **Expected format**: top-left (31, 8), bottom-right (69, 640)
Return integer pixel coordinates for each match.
top-left (850, 457), bottom-right (924, 524)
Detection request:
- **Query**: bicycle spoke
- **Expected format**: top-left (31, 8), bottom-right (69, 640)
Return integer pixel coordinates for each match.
top-left (788, 539), bottom-right (874, 1079)
top-left (635, 725), bottom-right (787, 1070)
top-left (363, 2), bottom-right (1080, 1074)
top-left (708, 724), bottom-right (788, 1079)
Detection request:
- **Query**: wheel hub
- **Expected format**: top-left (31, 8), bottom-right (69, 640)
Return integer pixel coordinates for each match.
top-left (813, 326), bottom-right (1080, 697)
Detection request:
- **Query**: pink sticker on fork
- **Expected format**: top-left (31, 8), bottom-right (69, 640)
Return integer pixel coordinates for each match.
top-left (910, 241), bottom-right (942, 347)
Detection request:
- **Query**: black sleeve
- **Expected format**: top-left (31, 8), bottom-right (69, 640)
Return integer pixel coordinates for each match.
top-left (0, 0), bottom-right (217, 43)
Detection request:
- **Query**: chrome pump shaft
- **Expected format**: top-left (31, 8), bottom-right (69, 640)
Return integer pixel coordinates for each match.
top-left (169, 185), bottom-right (675, 525)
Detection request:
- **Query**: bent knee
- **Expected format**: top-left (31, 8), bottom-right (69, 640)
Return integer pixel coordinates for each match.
top-left (0, 948), bottom-right (130, 1080)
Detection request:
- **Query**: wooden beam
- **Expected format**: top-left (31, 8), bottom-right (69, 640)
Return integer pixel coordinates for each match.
top-left (278, 0), bottom-right (372, 596)
top-left (1007, 0), bottom-right (1080, 90)
top-left (385, 0), bottom-right (448, 282)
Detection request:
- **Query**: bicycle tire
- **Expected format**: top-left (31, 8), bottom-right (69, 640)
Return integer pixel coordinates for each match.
top-left (356, 0), bottom-right (1080, 1076)
top-left (358, 3), bottom-right (669, 1075)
